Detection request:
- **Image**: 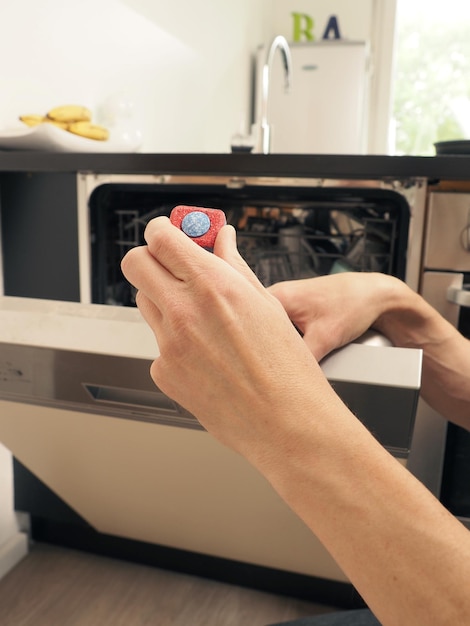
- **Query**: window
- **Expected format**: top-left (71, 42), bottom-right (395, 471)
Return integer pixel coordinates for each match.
top-left (392, 0), bottom-right (470, 155)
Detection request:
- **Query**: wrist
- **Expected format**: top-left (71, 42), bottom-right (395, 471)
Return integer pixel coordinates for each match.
top-left (250, 375), bottom-right (363, 483)
top-left (371, 275), bottom-right (438, 348)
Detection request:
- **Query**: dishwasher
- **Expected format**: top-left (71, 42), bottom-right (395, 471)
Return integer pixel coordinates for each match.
top-left (0, 168), bottom-right (427, 607)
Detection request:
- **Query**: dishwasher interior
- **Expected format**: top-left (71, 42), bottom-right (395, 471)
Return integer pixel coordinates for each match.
top-left (87, 179), bottom-right (410, 306)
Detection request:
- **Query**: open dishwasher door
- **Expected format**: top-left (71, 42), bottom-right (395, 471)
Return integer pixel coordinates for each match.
top-left (0, 165), bottom-right (429, 605)
top-left (0, 296), bottom-right (423, 605)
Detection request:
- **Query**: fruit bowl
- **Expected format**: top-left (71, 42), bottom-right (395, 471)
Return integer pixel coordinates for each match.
top-left (0, 123), bottom-right (141, 153)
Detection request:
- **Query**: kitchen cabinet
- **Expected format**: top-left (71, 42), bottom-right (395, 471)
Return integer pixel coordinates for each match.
top-left (0, 172), bottom-right (79, 301)
top-left (0, 152), bottom-right (469, 606)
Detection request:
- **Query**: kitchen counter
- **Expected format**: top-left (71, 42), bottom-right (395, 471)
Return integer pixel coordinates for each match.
top-left (0, 149), bottom-right (448, 606)
top-left (0, 296), bottom-right (155, 359)
top-left (0, 151), bottom-right (468, 180)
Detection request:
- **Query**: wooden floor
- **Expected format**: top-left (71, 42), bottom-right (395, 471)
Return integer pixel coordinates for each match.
top-left (0, 543), bottom-right (337, 625)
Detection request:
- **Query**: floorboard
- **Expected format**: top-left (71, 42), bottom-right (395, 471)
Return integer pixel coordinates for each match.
top-left (0, 543), bottom-right (338, 625)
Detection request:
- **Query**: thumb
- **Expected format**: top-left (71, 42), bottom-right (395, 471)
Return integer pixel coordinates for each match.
top-left (213, 225), bottom-right (264, 290)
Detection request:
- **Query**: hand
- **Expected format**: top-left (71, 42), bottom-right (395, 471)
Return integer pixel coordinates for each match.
top-left (122, 222), bottom-right (470, 626)
top-left (121, 217), bottom-right (333, 468)
top-left (268, 273), bottom-right (404, 360)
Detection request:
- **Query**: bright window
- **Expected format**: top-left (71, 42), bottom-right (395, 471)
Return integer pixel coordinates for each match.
top-left (392, 0), bottom-right (470, 155)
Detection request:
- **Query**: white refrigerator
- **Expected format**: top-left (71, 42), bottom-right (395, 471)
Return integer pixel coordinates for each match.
top-left (254, 41), bottom-right (369, 154)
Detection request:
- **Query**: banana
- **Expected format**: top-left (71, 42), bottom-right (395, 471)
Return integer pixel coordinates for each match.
top-left (67, 121), bottom-right (109, 141)
top-left (47, 105), bottom-right (92, 124)
top-left (19, 114), bottom-right (46, 127)
top-left (19, 105), bottom-right (109, 141)
top-left (44, 119), bottom-right (69, 130)
top-left (20, 115), bottom-right (70, 131)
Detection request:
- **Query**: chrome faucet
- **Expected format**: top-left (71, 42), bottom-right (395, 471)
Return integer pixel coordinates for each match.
top-left (257, 35), bottom-right (293, 154)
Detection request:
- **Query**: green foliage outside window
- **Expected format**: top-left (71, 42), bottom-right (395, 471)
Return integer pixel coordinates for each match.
top-left (393, 17), bottom-right (470, 155)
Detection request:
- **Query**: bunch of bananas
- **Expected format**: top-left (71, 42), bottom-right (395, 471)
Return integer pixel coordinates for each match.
top-left (20, 105), bottom-right (109, 141)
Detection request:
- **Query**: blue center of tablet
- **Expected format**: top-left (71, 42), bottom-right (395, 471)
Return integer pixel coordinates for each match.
top-left (181, 211), bottom-right (211, 238)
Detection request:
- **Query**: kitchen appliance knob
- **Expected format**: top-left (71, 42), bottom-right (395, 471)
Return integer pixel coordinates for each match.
top-left (447, 285), bottom-right (470, 307)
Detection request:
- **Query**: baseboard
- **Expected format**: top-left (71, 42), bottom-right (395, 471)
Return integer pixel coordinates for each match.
top-left (0, 532), bottom-right (28, 580)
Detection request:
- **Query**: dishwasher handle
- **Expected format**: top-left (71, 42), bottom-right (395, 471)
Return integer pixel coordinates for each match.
top-left (447, 284), bottom-right (470, 308)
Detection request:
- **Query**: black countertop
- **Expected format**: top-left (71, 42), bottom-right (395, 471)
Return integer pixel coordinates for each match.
top-left (0, 151), bottom-right (469, 180)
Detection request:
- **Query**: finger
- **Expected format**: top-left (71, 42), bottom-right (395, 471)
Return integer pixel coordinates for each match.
top-left (134, 292), bottom-right (166, 388)
top-left (144, 216), bottom-right (214, 281)
top-left (213, 224), bottom-right (265, 291)
top-left (268, 280), bottom-right (301, 314)
top-left (121, 244), bottom-right (178, 300)
top-left (135, 290), bottom-right (163, 330)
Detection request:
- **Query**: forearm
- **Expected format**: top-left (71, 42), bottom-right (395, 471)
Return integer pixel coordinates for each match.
top-left (257, 388), bottom-right (470, 625)
top-left (271, 272), bottom-right (470, 427)
top-left (122, 221), bottom-right (470, 625)
top-left (372, 276), bottom-right (470, 427)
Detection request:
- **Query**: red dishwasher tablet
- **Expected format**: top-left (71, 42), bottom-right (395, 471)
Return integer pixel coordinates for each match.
top-left (170, 206), bottom-right (227, 250)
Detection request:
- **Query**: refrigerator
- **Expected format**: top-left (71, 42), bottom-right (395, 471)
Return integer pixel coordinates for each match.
top-left (254, 41), bottom-right (369, 154)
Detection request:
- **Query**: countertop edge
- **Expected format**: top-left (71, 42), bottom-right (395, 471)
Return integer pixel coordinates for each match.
top-left (0, 152), bottom-right (468, 180)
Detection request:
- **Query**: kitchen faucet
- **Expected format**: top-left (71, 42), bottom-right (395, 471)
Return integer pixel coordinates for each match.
top-left (257, 35), bottom-right (293, 154)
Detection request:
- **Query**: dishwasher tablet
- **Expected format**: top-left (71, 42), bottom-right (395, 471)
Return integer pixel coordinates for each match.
top-left (170, 206), bottom-right (226, 251)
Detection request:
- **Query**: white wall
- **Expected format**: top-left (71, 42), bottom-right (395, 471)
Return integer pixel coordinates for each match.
top-left (0, 440), bottom-right (27, 580)
top-left (0, 442), bottom-right (17, 543)
top-left (0, 0), bottom-right (272, 152)
top-left (0, 0), bottom-right (396, 152)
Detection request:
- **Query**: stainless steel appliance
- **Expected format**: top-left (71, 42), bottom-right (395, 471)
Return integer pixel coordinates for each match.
top-left (418, 188), bottom-right (470, 528)
top-left (0, 162), bottom-right (435, 606)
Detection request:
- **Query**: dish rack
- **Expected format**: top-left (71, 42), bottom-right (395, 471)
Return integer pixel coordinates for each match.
top-left (233, 204), bottom-right (396, 286)
top-left (89, 183), bottom-right (406, 306)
